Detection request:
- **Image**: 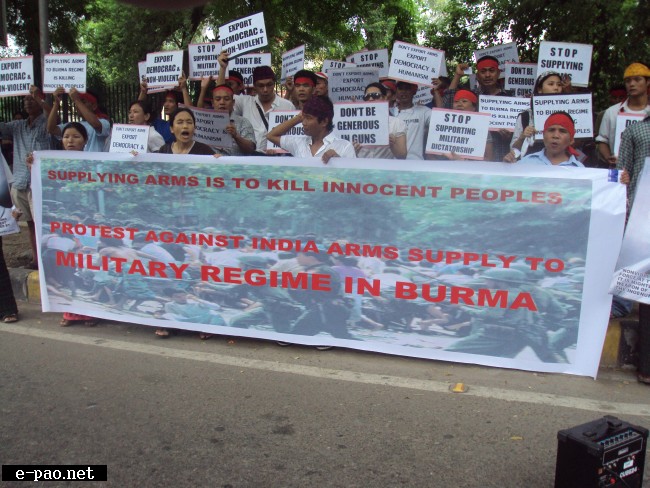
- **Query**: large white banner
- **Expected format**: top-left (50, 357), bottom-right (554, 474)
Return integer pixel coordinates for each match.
top-left (32, 152), bottom-right (625, 377)
top-left (610, 159), bottom-right (650, 304)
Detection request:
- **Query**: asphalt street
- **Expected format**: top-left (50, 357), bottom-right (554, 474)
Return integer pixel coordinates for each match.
top-left (1, 302), bottom-right (649, 487)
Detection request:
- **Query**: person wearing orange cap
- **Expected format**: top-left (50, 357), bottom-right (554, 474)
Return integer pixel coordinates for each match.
top-left (47, 86), bottom-right (111, 152)
top-left (518, 111), bottom-right (583, 167)
top-left (596, 62), bottom-right (650, 166)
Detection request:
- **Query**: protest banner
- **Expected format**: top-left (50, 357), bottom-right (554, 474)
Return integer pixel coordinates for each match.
top-left (414, 85), bottom-right (433, 106)
top-left (266, 110), bottom-right (302, 153)
top-left (328, 67), bottom-right (379, 103)
top-left (332, 101), bottom-right (389, 146)
top-left (613, 113), bottom-right (646, 157)
top-left (281, 45), bottom-right (305, 83)
top-left (426, 108), bottom-right (491, 159)
top-left (31, 152), bottom-right (625, 378)
top-left (479, 95), bottom-right (531, 130)
top-left (189, 106), bottom-right (232, 149)
top-left (610, 159), bottom-right (650, 303)
top-left (230, 52), bottom-right (272, 86)
top-left (322, 60), bottom-right (356, 74)
top-left (144, 50), bottom-right (183, 90)
top-left (504, 62), bottom-right (537, 97)
top-left (43, 54), bottom-right (87, 93)
top-left (474, 42), bottom-right (519, 75)
top-left (219, 12), bottom-right (267, 58)
top-left (109, 124), bottom-right (150, 153)
top-left (188, 42), bottom-right (222, 80)
top-left (388, 41), bottom-right (443, 86)
top-left (0, 159), bottom-right (19, 237)
top-left (532, 94), bottom-right (593, 139)
top-left (138, 61), bottom-right (166, 94)
top-left (346, 49), bottom-right (389, 78)
top-left (0, 56), bottom-right (33, 97)
top-left (537, 41), bottom-right (593, 87)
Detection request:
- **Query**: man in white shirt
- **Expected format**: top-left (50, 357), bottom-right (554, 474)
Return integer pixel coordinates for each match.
top-left (267, 95), bottom-right (356, 164)
top-left (392, 81), bottom-right (431, 160)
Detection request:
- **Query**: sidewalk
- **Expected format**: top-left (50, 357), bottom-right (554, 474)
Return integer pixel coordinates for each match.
top-left (8, 266), bottom-right (637, 369)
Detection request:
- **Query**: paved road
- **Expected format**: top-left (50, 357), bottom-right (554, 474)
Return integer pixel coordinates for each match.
top-left (1, 303), bottom-right (649, 487)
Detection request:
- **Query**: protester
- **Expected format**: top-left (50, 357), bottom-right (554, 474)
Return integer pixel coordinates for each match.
top-left (267, 95), bottom-right (356, 164)
top-left (314, 72), bottom-right (328, 96)
top-left (354, 82), bottom-right (407, 160)
top-left (156, 107), bottom-right (216, 155)
top-left (0, 153), bottom-right (19, 323)
top-left (441, 89), bottom-right (494, 161)
top-left (127, 100), bottom-right (165, 152)
top-left (518, 111), bottom-right (583, 167)
top-left (209, 85), bottom-right (256, 155)
top-left (285, 69), bottom-right (318, 109)
top-left (138, 75), bottom-right (190, 144)
top-left (392, 81), bottom-right (431, 160)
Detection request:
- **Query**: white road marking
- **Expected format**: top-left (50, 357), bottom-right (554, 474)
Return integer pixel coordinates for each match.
top-left (3, 324), bottom-right (649, 418)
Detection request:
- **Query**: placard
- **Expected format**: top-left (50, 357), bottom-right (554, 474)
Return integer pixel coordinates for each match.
top-left (42, 54), bottom-right (87, 93)
top-left (219, 12), bottom-right (268, 58)
top-left (109, 124), bottom-right (150, 153)
top-left (537, 41), bottom-right (593, 88)
top-left (425, 108), bottom-right (491, 159)
top-left (188, 42), bottom-right (222, 80)
top-left (322, 60), bottom-right (356, 73)
top-left (332, 101), bottom-right (389, 146)
top-left (0, 159), bottom-right (19, 236)
top-left (0, 56), bottom-right (33, 97)
top-left (267, 110), bottom-right (303, 153)
top-left (281, 45), bottom-right (305, 83)
top-left (478, 95), bottom-right (531, 130)
top-left (504, 62), bottom-right (537, 97)
top-left (474, 42), bottom-right (519, 73)
top-left (328, 68), bottom-right (379, 103)
top-left (414, 84), bottom-right (433, 106)
top-left (613, 113), bottom-right (646, 157)
top-left (231, 53), bottom-right (272, 86)
top-left (138, 61), bottom-right (166, 94)
top-left (144, 50), bottom-right (183, 90)
top-left (190, 106), bottom-right (233, 149)
top-left (388, 41), bottom-right (443, 86)
top-left (346, 49), bottom-right (390, 78)
top-left (532, 94), bottom-right (593, 139)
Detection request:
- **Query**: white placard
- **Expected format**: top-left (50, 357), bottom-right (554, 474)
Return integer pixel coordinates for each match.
top-left (504, 62), bottom-right (537, 97)
top-left (426, 108), bottom-right (491, 159)
top-left (109, 124), bottom-right (150, 153)
top-left (328, 68), bottom-right (379, 103)
top-left (43, 54), bottom-right (87, 93)
top-left (346, 49), bottom-right (390, 78)
top-left (439, 52), bottom-right (448, 77)
top-left (267, 110), bottom-right (303, 153)
top-left (0, 56), bottom-right (34, 97)
top-left (0, 159), bottom-right (19, 236)
top-left (144, 50), bottom-right (183, 90)
top-left (332, 101), bottom-right (389, 146)
top-left (219, 12), bottom-right (268, 58)
top-left (388, 41), bottom-right (443, 86)
top-left (474, 42), bottom-right (519, 73)
top-left (414, 84), bottom-right (433, 106)
top-left (613, 113), bottom-right (646, 157)
top-left (281, 45), bottom-right (305, 83)
top-left (138, 61), bottom-right (166, 94)
top-left (231, 53), bottom-right (272, 86)
top-left (532, 94), bottom-right (593, 139)
top-left (537, 41), bottom-right (593, 88)
top-left (322, 60), bottom-right (356, 73)
top-left (188, 42), bottom-right (222, 80)
top-left (478, 95), bottom-right (531, 130)
top-left (190, 106), bottom-right (233, 148)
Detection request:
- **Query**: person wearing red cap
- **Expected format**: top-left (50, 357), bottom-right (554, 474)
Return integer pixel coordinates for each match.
top-left (314, 72), bottom-right (328, 96)
top-left (596, 62), bottom-right (650, 166)
top-left (267, 95), bottom-right (356, 164)
top-left (446, 90), bottom-right (494, 161)
top-left (213, 51), bottom-right (294, 151)
top-left (393, 81), bottom-right (431, 160)
top-left (284, 69), bottom-right (318, 109)
top-left (47, 86), bottom-right (111, 153)
top-left (518, 111), bottom-right (583, 167)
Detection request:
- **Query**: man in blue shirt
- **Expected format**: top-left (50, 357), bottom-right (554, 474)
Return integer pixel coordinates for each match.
top-left (519, 111), bottom-right (584, 167)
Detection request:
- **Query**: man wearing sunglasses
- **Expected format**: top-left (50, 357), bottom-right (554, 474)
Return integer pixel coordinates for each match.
top-left (355, 83), bottom-right (407, 159)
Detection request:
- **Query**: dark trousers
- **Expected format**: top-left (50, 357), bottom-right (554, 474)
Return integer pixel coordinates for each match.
top-left (639, 304), bottom-right (650, 376)
top-left (0, 237), bottom-right (18, 318)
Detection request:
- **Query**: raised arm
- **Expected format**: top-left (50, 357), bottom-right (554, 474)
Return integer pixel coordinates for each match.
top-left (266, 112), bottom-right (303, 147)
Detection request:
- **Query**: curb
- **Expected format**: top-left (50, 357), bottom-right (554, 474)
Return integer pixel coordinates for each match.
top-left (7, 267), bottom-right (631, 368)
